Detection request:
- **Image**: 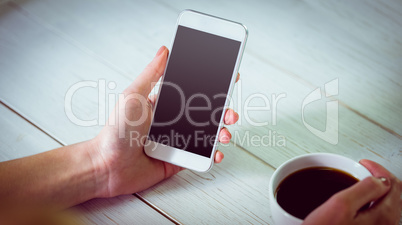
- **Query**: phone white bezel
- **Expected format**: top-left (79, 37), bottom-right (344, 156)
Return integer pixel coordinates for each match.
top-left (144, 10), bottom-right (248, 172)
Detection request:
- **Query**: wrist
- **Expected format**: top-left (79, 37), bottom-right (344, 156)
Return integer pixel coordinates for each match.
top-left (86, 138), bottom-right (110, 198)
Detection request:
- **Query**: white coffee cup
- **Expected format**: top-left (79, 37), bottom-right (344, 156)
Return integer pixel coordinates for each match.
top-left (269, 153), bottom-right (372, 225)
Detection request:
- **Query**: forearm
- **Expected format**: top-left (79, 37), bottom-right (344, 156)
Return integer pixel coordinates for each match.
top-left (0, 139), bottom-right (106, 213)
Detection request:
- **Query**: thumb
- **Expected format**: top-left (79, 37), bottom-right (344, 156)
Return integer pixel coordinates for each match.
top-left (332, 176), bottom-right (391, 212)
top-left (125, 46), bottom-right (169, 97)
top-left (359, 159), bottom-right (393, 178)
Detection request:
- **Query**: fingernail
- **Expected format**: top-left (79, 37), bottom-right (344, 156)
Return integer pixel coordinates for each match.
top-left (380, 177), bottom-right (390, 186)
top-left (155, 46), bottom-right (165, 57)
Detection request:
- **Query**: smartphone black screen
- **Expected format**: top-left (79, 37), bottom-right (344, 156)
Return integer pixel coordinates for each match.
top-left (148, 25), bottom-right (241, 158)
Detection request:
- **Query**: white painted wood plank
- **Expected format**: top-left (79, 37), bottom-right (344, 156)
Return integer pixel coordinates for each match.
top-left (303, 0), bottom-right (402, 57)
top-left (0, 0), bottom-right (173, 145)
top-left (0, 104), bottom-right (60, 161)
top-left (139, 142), bottom-right (275, 225)
top-left (74, 195), bottom-right (174, 225)
top-left (0, 1), bottom-right (129, 144)
top-left (0, 104), bottom-right (174, 224)
top-left (11, 0), bottom-right (175, 79)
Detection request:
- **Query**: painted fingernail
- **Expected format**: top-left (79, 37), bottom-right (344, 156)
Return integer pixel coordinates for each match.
top-left (155, 46), bottom-right (165, 57)
top-left (380, 177), bottom-right (390, 186)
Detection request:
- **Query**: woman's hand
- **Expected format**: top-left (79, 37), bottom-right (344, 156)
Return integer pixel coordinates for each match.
top-left (91, 46), bottom-right (240, 198)
top-left (303, 159), bottom-right (402, 225)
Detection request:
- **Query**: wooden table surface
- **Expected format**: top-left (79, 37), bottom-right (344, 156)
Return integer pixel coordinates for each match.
top-left (0, 0), bottom-right (401, 224)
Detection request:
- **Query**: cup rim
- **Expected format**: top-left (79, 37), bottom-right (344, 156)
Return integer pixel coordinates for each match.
top-left (268, 153), bottom-right (371, 223)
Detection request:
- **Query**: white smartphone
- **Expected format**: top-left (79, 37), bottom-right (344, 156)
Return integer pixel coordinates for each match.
top-left (144, 10), bottom-right (248, 172)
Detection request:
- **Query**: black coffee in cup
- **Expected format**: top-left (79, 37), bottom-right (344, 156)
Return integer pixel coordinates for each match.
top-left (275, 167), bottom-right (358, 220)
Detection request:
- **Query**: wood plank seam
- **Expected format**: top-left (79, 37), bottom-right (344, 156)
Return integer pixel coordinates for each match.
top-left (134, 193), bottom-right (182, 225)
top-left (0, 100), bottom-right (66, 146)
top-left (151, 0), bottom-right (180, 14)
